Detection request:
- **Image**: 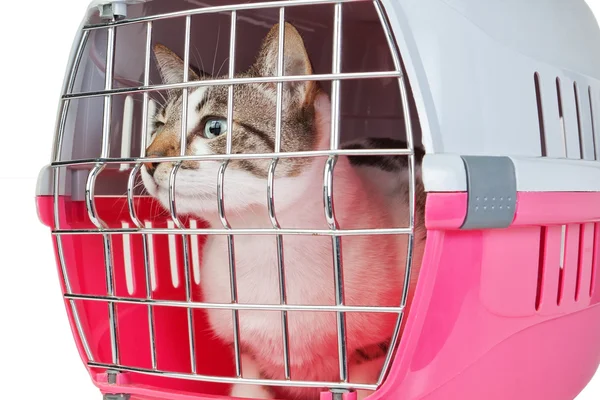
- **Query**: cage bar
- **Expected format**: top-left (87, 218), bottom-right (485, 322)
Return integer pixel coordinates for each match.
top-left (101, 27), bottom-right (116, 158)
top-left (51, 28), bottom-right (94, 362)
top-left (85, 164), bottom-right (120, 364)
top-left (214, 9), bottom-right (245, 378)
top-left (53, 29), bottom-right (90, 163)
top-left (51, 147), bottom-right (412, 168)
top-left (53, 227), bottom-right (413, 236)
top-left (64, 294), bottom-right (405, 313)
top-left (141, 22), bottom-right (153, 157)
top-left (372, 0), bottom-right (417, 385)
top-left (86, 23), bottom-right (121, 365)
top-left (87, 362), bottom-right (378, 391)
top-left (124, 20), bottom-right (158, 369)
top-left (62, 71), bottom-right (401, 100)
top-left (160, 14), bottom-right (198, 374)
top-left (83, 0), bottom-right (361, 30)
top-left (49, 0), bottom-right (418, 392)
top-left (265, 7), bottom-right (293, 380)
top-left (323, 2), bottom-right (349, 383)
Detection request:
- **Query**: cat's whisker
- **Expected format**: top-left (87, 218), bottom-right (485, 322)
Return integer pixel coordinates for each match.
top-left (194, 47), bottom-right (206, 77)
top-left (216, 57), bottom-right (229, 78)
top-left (212, 24), bottom-right (222, 76)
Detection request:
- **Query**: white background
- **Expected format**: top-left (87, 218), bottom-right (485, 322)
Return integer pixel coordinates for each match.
top-left (0, 1), bottom-right (599, 399)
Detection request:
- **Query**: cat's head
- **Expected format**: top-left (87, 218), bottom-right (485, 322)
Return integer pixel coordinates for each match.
top-left (141, 23), bottom-right (330, 218)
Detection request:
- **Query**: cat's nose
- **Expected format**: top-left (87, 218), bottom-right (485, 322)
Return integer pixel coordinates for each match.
top-left (144, 152), bottom-right (164, 177)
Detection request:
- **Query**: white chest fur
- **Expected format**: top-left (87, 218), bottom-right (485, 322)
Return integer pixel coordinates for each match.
top-left (199, 158), bottom-right (417, 375)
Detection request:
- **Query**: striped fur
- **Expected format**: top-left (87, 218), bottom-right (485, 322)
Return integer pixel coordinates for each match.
top-left (141, 22), bottom-right (426, 400)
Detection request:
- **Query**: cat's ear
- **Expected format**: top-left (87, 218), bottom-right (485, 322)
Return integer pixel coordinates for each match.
top-left (253, 23), bottom-right (316, 105)
top-left (154, 44), bottom-right (200, 85)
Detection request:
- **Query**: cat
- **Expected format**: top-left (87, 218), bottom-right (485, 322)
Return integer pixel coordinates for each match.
top-left (141, 22), bottom-right (426, 400)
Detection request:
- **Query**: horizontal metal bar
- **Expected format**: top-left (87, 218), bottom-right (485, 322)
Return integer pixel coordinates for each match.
top-left (84, 0), bottom-right (365, 30)
top-left (65, 293), bottom-right (405, 313)
top-left (89, 361), bottom-right (378, 390)
top-left (53, 227), bottom-right (412, 236)
top-left (63, 71), bottom-right (401, 99)
top-left (51, 148), bottom-right (413, 167)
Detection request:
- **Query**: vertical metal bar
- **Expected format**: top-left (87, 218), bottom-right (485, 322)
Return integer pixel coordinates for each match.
top-left (142, 234), bottom-right (157, 369)
top-left (129, 164), bottom-right (157, 369)
top-left (274, 8), bottom-right (286, 153)
top-left (324, 158), bottom-right (348, 383)
top-left (325, 2), bottom-right (348, 383)
top-left (169, 14), bottom-right (192, 228)
top-left (86, 169), bottom-right (120, 364)
top-left (95, 24), bottom-right (120, 365)
top-left (180, 15), bottom-right (192, 157)
top-left (226, 11), bottom-right (237, 155)
top-left (217, 163), bottom-right (242, 378)
top-left (265, 7), bottom-right (292, 380)
top-left (372, 1), bottom-right (416, 385)
top-left (163, 15), bottom-right (197, 374)
top-left (182, 228), bottom-right (197, 374)
top-left (86, 164), bottom-right (120, 365)
top-left (104, 236), bottom-right (119, 365)
top-left (141, 21), bottom-right (153, 158)
top-left (142, 21), bottom-right (158, 370)
top-left (53, 30), bottom-right (90, 163)
top-left (126, 21), bottom-right (157, 368)
top-left (101, 26), bottom-right (116, 158)
top-left (216, 11), bottom-right (243, 377)
top-left (329, 3), bottom-right (343, 150)
top-left (51, 29), bottom-right (94, 362)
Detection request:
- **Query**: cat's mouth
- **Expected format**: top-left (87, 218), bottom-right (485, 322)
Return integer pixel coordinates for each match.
top-left (142, 169), bottom-right (217, 202)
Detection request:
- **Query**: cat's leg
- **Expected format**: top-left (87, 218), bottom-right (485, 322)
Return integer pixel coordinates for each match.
top-left (229, 353), bottom-right (274, 399)
top-left (350, 357), bottom-right (387, 400)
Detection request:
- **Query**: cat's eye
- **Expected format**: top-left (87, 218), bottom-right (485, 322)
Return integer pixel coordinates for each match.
top-left (203, 118), bottom-right (228, 139)
top-left (153, 120), bottom-right (165, 129)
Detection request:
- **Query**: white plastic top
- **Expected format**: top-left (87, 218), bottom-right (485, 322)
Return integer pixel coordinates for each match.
top-left (69, 0), bottom-right (600, 194)
top-left (383, 0), bottom-right (600, 156)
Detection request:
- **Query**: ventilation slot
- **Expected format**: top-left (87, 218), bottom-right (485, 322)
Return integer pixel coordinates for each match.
top-left (536, 226), bottom-right (547, 310)
top-left (167, 220), bottom-right (181, 288)
top-left (575, 224), bottom-right (595, 302)
top-left (574, 82), bottom-right (584, 160)
top-left (534, 73), bottom-right (547, 156)
top-left (120, 95), bottom-right (134, 171)
top-left (537, 223), bottom-right (595, 310)
top-left (556, 78), bottom-right (569, 157)
top-left (145, 221), bottom-right (158, 291)
top-left (190, 219), bottom-right (202, 285)
top-left (589, 86), bottom-right (598, 161)
top-left (557, 225), bottom-right (567, 305)
top-left (122, 221), bottom-right (135, 295)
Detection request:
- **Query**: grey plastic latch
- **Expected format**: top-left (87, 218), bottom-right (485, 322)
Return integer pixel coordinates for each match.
top-left (460, 156), bottom-right (517, 230)
top-left (103, 370), bottom-right (130, 400)
top-left (98, 1), bottom-right (128, 20)
top-left (107, 370), bottom-right (119, 385)
top-left (103, 395), bottom-right (130, 400)
top-left (329, 389), bottom-right (355, 400)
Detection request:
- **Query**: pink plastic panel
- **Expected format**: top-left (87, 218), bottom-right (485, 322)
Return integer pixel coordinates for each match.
top-left (38, 195), bottom-right (234, 397)
top-left (37, 190), bottom-right (600, 400)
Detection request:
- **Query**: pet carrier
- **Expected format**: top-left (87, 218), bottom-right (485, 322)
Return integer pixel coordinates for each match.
top-left (36, 0), bottom-right (600, 399)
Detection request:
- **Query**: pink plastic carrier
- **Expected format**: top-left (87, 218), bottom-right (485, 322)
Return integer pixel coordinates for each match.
top-left (36, 0), bottom-right (600, 399)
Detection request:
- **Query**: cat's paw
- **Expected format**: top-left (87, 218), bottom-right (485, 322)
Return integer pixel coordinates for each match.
top-left (229, 353), bottom-right (274, 399)
top-left (356, 389), bottom-right (375, 400)
top-left (230, 383), bottom-right (274, 399)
